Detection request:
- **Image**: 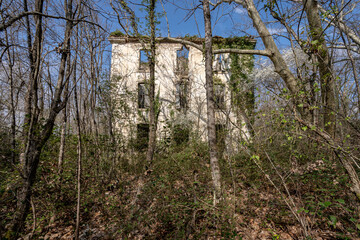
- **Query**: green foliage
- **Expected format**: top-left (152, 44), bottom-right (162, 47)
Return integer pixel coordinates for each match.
top-left (213, 36), bottom-right (256, 130)
top-left (110, 30), bottom-right (125, 37)
top-left (183, 34), bottom-right (201, 42)
top-left (172, 124), bottom-right (190, 145)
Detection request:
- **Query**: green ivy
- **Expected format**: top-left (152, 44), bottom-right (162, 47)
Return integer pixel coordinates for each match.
top-left (214, 37), bottom-right (256, 130)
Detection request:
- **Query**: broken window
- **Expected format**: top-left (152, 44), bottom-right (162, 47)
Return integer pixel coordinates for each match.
top-left (138, 83), bottom-right (149, 108)
top-left (175, 80), bottom-right (188, 110)
top-left (136, 123), bottom-right (149, 150)
top-left (176, 45), bottom-right (189, 74)
top-left (214, 54), bottom-right (223, 71)
top-left (214, 84), bottom-right (225, 110)
top-left (139, 49), bottom-right (149, 70)
top-left (215, 124), bottom-right (226, 153)
top-left (214, 54), bottom-right (227, 72)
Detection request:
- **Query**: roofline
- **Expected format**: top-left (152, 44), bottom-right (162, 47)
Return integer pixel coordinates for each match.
top-left (108, 36), bottom-right (257, 45)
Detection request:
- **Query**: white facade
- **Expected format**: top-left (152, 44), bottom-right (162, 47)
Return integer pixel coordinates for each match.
top-left (109, 36), bottom-right (253, 147)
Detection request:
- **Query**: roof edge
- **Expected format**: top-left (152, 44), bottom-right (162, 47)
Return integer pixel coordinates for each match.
top-left (108, 36), bottom-right (257, 45)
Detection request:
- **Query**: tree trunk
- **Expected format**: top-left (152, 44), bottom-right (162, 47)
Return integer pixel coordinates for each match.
top-left (203, 0), bottom-right (222, 204)
top-left (236, 0), bottom-right (311, 121)
top-left (58, 103), bottom-right (67, 177)
top-left (58, 50), bottom-right (71, 181)
top-left (4, 29), bottom-right (17, 164)
top-left (9, 142), bottom-right (41, 238)
top-left (303, 0), bottom-right (337, 137)
top-left (9, 0), bottom-right (44, 237)
top-left (8, 0), bottom-right (74, 237)
top-left (146, 0), bottom-right (157, 166)
top-left (74, 60), bottom-right (82, 240)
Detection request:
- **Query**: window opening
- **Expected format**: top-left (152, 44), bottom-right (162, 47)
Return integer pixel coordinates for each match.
top-left (214, 54), bottom-right (223, 71)
top-left (175, 80), bottom-right (188, 110)
top-left (138, 83), bottom-right (149, 108)
top-left (215, 124), bottom-right (226, 153)
top-left (136, 123), bottom-right (149, 150)
top-left (176, 45), bottom-right (189, 74)
top-left (214, 84), bottom-right (225, 109)
top-left (139, 49), bottom-right (149, 70)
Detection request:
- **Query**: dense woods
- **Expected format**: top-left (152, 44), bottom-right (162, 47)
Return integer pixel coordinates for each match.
top-left (1, 0), bottom-right (360, 239)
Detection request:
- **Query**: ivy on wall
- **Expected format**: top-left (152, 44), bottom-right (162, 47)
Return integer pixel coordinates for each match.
top-left (214, 37), bottom-right (256, 131)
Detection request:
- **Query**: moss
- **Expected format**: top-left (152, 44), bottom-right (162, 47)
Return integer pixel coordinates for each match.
top-left (183, 34), bottom-right (201, 42)
top-left (110, 30), bottom-right (125, 37)
top-left (213, 36), bottom-right (256, 49)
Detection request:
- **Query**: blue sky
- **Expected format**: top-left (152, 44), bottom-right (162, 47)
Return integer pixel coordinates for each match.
top-left (107, 0), bottom-right (292, 51)
top-left (103, 0), bottom-right (296, 70)
top-left (113, 1), bottom-right (257, 38)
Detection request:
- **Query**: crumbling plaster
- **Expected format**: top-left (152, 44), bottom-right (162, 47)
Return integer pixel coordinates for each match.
top-left (109, 37), bottom-right (250, 145)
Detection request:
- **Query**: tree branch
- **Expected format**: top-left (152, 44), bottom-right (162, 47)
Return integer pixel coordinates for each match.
top-left (0, 11), bottom-right (104, 31)
top-left (160, 37), bottom-right (202, 50)
top-left (318, 5), bottom-right (360, 48)
top-left (214, 48), bottom-right (272, 56)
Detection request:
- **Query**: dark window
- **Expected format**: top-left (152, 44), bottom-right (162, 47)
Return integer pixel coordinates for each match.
top-left (215, 124), bottom-right (226, 153)
top-left (175, 80), bottom-right (187, 110)
top-left (172, 124), bottom-right (190, 145)
top-left (176, 45), bottom-right (189, 74)
top-left (214, 84), bottom-right (225, 109)
top-left (140, 49), bottom-right (149, 70)
top-left (136, 123), bottom-right (149, 150)
top-left (138, 83), bottom-right (149, 108)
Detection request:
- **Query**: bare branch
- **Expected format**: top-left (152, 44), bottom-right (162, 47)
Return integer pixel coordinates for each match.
top-left (318, 5), bottom-right (360, 47)
top-left (214, 48), bottom-right (272, 56)
top-left (161, 37), bottom-right (202, 50)
top-left (0, 11), bottom-right (104, 31)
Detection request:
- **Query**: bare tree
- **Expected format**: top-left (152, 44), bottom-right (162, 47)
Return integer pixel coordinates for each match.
top-left (146, 0), bottom-right (157, 165)
top-left (230, 0), bottom-right (360, 200)
top-left (8, 0), bottom-right (76, 236)
top-left (303, 0), bottom-right (337, 137)
top-left (203, 0), bottom-right (222, 203)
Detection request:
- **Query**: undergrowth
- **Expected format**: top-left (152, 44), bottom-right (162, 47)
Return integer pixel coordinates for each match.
top-left (1, 129), bottom-right (360, 239)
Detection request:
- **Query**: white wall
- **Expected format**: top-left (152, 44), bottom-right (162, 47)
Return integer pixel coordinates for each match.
top-left (110, 38), bottom-right (250, 147)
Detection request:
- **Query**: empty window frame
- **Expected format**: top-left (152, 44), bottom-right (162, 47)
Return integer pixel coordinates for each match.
top-left (215, 124), bottom-right (226, 153)
top-left (214, 54), bottom-right (227, 72)
top-left (138, 83), bottom-right (149, 109)
top-left (214, 84), bottom-right (225, 110)
top-left (175, 80), bottom-right (188, 110)
top-left (136, 123), bottom-right (149, 150)
top-left (176, 45), bottom-right (189, 73)
top-left (139, 49), bottom-right (150, 70)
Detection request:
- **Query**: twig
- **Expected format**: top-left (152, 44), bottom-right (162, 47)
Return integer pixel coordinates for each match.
top-left (30, 197), bottom-right (36, 237)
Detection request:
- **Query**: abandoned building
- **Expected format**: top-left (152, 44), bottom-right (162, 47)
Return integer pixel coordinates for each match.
top-left (109, 35), bottom-right (256, 149)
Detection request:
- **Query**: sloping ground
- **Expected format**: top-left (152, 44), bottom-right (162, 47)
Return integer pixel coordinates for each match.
top-left (1, 141), bottom-right (360, 239)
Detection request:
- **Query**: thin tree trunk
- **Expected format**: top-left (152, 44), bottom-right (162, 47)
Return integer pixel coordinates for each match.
top-left (58, 103), bottom-right (67, 176)
top-left (74, 61), bottom-right (82, 240)
top-left (339, 31), bottom-right (360, 115)
top-left (203, 0), bottom-right (222, 204)
top-left (5, 29), bottom-right (17, 164)
top-left (146, 0), bottom-right (157, 166)
top-left (9, 0), bottom-right (44, 237)
top-left (236, 0), bottom-right (311, 121)
top-left (58, 51), bottom-right (71, 180)
top-left (303, 0), bottom-right (337, 137)
top-left (9, 0), bottom-right (74, 237)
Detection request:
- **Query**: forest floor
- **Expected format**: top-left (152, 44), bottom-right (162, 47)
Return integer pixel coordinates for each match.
top-left (1, 142), bottom-right (360, 239)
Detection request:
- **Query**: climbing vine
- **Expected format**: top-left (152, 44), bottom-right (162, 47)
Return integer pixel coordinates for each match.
top-left (213, 37), bottom-right (256, 129)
